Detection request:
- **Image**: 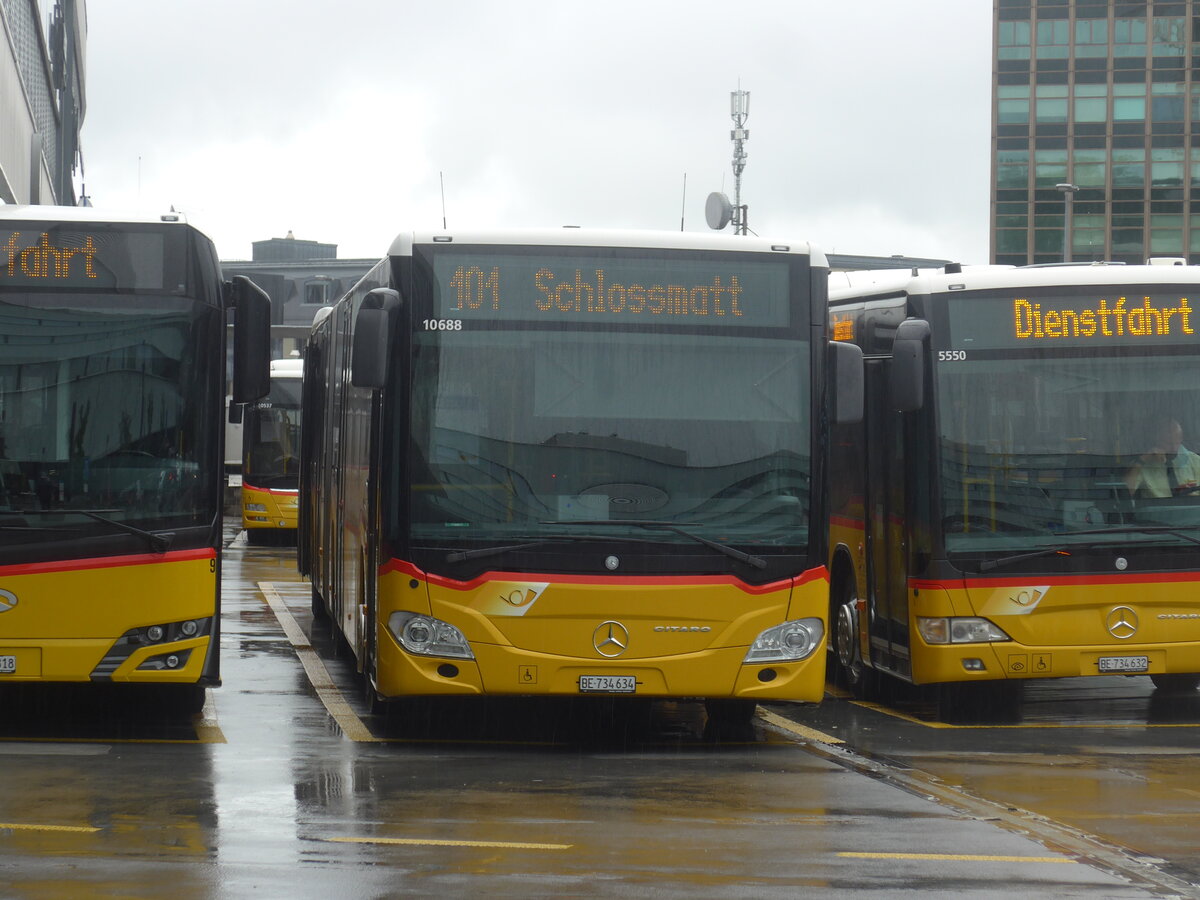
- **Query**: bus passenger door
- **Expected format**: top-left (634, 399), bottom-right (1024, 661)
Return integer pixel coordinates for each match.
top-left (864, 358), bottom-right (910, 677)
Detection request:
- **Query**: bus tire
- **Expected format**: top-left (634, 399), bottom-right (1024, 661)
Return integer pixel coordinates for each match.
top-left (1150, 673), bottom-right (1200, 692)
top-left (831, 576), bottom-right (878, 700)
top-left (363, 672), bottom-right (387, 716)
top-left (311, 585), bottom-right (328, 623)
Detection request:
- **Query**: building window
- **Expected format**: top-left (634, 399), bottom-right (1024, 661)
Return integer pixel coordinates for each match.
top-left (1114, 18), bottom-right (1148, 57)
top-left (303, 277), bottom-right (334, 305)
top-left (1150, 214), bottom-right (1184, 254)
top-left (1034, 148), bottom-right (1067, 187)
top-left (1036, 19), bottom-right (1070, 58)
top-left (996, 149), bottom-right (1029, 189)
top-left (1035, 84), bottom-right (1068, 123)
top-left (1151, 17), bottom-right (1187, 56)
top-left (1073, 214), bottom-right (1106, 258)
top-left (998, 21), bottom-right (1032, 59)
top-left (1113, 83), bottom-right (1147, 121)
top-left (1151, 147), bottom-right (1185, 186)
top-left (995, 230), bottom-right (1027, 255)
top-left (998, 85), bottom-right (1030, 124)
top-left (1112, 147), bottom-right (1146, 187)
top-left (1152, 83), bottom-right (1186, 121)
top-left (1074, 84), bottom-right (1108, 123)
top-left (1074, 18), bottom-right (1108, 58)
top-left (1073, 148), bottom-right (1106, 188)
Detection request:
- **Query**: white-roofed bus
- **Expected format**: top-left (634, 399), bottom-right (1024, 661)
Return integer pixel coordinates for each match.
top-left (0, 206), bottom-right (269, 712)
top-left (241, 357), bottom-right (303, 542)
top-left (298, 228), bottom-right (862, 722)
top-left (827, 262), bottom-right (1200, 720)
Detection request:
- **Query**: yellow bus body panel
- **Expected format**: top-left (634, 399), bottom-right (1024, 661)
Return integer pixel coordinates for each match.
top-left (374, 564), bottom-right (829, 702)
top-left (242, 484), bottom-right (298, 531)
top-left (910, 575), bottom-right (1200, 684)
top-left (0, 552), bottom-right (215, 683)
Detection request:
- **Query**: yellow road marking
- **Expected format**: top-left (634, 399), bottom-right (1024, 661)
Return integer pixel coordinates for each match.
top-left (0, 822), bottom-right (100, 834)
top-left (757, 708), bottom-right (844, 745)
top-left (328, 836), bottom-right (572, 850)
top-left (851, 700), bottom-right (1200, 730)
top-left (259, 582), bottom-right (382, 743)
top-left (839, 851), bottom-right (1075, 864)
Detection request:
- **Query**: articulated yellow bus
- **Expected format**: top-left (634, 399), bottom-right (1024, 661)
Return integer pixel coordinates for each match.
top-left (241, 357), bottom-right (302, 541)
top-left (0, 206), bottom-right (269, 711)
top-left (828, 263), bottom-right (1200, 718)
top-left (299, 229), bottom-right (861, 722)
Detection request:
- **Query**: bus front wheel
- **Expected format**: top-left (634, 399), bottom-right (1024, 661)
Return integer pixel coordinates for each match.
top-left (1150, 673), bottom-right (1200, 692)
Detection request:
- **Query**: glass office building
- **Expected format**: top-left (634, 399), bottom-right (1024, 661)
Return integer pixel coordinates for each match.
top-left (991, 0), bottom-right (1198, 265)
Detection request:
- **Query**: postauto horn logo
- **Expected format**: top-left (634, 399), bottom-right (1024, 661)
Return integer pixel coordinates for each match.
top-left (0, 589), bottom-right (17, 613)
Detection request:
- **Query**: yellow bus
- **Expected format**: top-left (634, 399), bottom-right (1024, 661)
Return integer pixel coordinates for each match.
top-left (828, 262), bottom-right (1200, 718)
top-left (299, 229), bottom-right (862, 722)
top-left (0, 206), bottom-right (269, 711)
top-left (241, 357), bottom-right (302, 541)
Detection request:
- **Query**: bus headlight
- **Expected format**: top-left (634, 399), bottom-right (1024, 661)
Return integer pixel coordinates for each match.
top-left (246, 503), bottom-right (267, 512)
top-left (917, 617), bottom-right (1010, 645)
top-left (387, 612), bottom-right (475, 660)
top-left (744, 618), bottom-right (824, 663)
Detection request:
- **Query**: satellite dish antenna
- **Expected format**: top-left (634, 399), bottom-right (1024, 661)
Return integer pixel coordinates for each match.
top-left (706, 192), bottom-right (733, 231)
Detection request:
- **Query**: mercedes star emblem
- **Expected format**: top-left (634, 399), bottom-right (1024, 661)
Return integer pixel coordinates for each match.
top-left (593, 620), bottom-right (629, 658)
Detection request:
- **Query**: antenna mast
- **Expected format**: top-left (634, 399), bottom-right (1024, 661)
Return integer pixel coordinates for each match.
top-left (730, 86), bottom-right (750, 235)
top-left (705, 84), bottom-right (750, 234)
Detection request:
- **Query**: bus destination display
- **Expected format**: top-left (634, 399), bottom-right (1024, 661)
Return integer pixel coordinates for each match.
top-left (0, 227), bottom-right (169, 290)
top-left (429, 250), bottom-right (792, 328)
top-left (948, 292), bottom-right (1199, 349)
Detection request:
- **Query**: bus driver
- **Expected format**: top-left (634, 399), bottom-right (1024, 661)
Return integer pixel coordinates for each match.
top-left (1125, 418), bottom-right (1200, 498)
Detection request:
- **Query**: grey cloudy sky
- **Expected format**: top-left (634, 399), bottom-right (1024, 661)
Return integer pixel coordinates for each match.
top-left (81, 1), bottom-right (993, 263)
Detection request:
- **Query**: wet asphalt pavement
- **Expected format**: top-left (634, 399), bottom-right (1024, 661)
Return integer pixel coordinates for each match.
top-left (0, 520), bottom-right (1197, 898)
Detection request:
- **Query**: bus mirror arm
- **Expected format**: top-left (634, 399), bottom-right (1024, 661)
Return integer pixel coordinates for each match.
top-left (351, 289), bottom-right (402, 389)
top-left (891, 318), bottom-right (931, 413)
top-left (829, 341), bottom-right (864, 425)
top-left (229, 276), bottom-right (272, 404)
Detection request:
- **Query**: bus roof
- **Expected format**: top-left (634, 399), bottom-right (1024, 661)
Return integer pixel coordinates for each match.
top-left (0, 205), bottom-right (191, 227)
top-left (386, 228), bottom-right (827, 267)
top-left (830, 262), bottom-right (1200, 304)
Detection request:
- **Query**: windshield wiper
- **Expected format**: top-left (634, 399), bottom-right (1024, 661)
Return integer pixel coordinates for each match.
top-left (446, 540), bottom-right (562, 563)
top-left (0, 509), bottom-right (174, 553)
top-left (971, 526), bottom-right (1200, 573)
top-left (549, 520), bottom-right (768, 570)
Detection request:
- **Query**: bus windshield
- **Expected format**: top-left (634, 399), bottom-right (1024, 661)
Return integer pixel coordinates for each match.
top-left (0, 293), bottom-right (222, 546)
top-left (244, 376), bottom-right (302, 489)
top-left (938, 351), bottom-right (1200, 555)
top-left (406, 246), bottom-right (811, 556)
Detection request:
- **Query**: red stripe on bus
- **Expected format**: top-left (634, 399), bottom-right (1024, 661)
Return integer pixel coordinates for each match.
top-left (379, 558), bottom-right (827, 596)
top-left (241, 483), bottom-right (299, 496)
top-left (912, 571), bottom-right (1200, 591)
top-left (0, 547), bottom-right (215, 578)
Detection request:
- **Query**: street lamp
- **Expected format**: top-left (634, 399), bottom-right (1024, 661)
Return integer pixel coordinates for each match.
top-left (1055, 183), bottom-right (1080, 263)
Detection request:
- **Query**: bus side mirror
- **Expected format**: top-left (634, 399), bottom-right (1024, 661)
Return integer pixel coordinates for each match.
top-left (829, 340), bottom-right (863, 425)
top-left (351, 288), bottom-right (401, 389)
top-left (228, 402), bottom-right (243, 425)
top-left (230, 276), bottom-right (271, 403)
top-left (891, 318), bottom-right (931, 413)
